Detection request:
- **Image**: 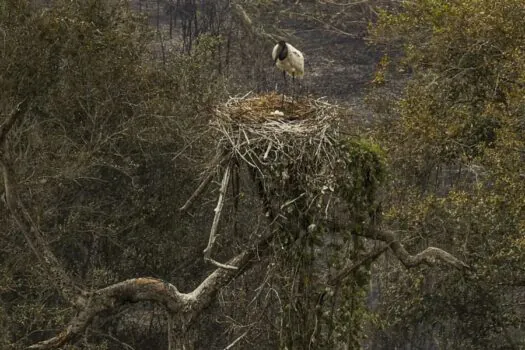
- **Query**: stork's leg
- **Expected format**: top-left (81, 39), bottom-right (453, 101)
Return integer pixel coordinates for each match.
top-left (281, 70), bottom-right (287, 108)
top-left (291, 74), bottom-right (295, 111)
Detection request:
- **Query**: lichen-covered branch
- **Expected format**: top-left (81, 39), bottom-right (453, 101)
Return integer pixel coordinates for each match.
top-left (28, 277), bottom-right (189, 349)
top-left (28, 241), bottom-right (266, 349)
top-left (363, 228), bottom-right (469, 270)
top-left (27, 148), bottom-right (282, 349)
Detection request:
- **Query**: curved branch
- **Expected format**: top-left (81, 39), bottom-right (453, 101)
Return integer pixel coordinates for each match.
top-left (27, 277), bottom-right (188, 349)
top-left (28, 229), bottom-right (273, 349)
top-left (397, 245), bottom-right (469, 269)
top-left (325, 220), bottom-right (469, 270)
top-left (366, 228), bottom-right (470, 270)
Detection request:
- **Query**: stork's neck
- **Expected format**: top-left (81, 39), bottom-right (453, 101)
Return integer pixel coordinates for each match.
top-left (278, 41), bottom-right (288, 61)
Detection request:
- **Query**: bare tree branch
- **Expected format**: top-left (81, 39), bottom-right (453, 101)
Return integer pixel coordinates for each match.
top-left (24, 201), bottom-right (467, 349)
top-left (27, 159), bottom-right (284, 348)
top-left (364, 228), bottom-right (470, 270)
top-left (206, 257), bottom-right (239, 270)
top-left (180, 154), bottom-right (228, 212)
top-left (28, 238), bottom-right (268, 349)
top-left (230, 3), bottom-right (280, 46)
top-left (1, 160), bottom-right (84, 306)
top-left (179, 169), bottom-right (215, 211)
top-left (203, 162), bottom-right (231, 261)
top-left (28, 161), bottom-right (282, 349)
top-left (223, 330), bottom-right (249, 350)
top-left (325, 219), bottom-right (469, 270)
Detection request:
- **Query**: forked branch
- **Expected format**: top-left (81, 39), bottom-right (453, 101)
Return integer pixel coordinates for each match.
top-left (28, 231), bottom-right (273, 349)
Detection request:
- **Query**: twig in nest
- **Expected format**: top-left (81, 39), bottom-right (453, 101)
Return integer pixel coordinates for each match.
top-left (211, 93), bottom-right (340, 188)
top-left (263, 141), bottom-right (273, 160)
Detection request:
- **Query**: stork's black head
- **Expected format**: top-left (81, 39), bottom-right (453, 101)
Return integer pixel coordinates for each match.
top-left (276, 41), bottom-right (288, 61)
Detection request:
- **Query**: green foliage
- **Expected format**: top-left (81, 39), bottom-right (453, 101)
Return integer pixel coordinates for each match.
top-left (260, 135), bottom-right (384, 349)
top-left (371, 0), bottom-right (525, 163)
top-left (368, 0), bottom-right (525, 347)
top-left (336, 139), bottom-right (384, 220)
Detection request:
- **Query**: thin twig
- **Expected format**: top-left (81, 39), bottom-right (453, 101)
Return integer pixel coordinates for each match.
top-left (0, 98), bottom-right (28, 146)
top-left (223, 330), bottom-right (249, 350)
top-left (180, 170), bottom-right (216, 211)
top-left (205, 257), bottom-right (239, 270)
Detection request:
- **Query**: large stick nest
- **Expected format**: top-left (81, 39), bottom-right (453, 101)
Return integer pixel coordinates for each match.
top-left (212, 92), bottom-right (340, 170)
top-left (211, 92), bottom-right (346, 215)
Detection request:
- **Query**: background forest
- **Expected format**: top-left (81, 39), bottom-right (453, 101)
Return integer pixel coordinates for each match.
top-left (0, 0), bottom-right (524, 349)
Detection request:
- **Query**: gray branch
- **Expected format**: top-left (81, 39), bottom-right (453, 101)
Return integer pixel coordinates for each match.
top-left (364, 228), bottom-right (469, 270)
top-left (27, 247), bottom-right (257, 349)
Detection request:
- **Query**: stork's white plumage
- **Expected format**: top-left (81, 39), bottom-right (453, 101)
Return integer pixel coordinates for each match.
top-left (272, 41), bottom-right (304, 78)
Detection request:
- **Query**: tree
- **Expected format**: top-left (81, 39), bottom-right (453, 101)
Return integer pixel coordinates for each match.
top-left (367, 0), bottom-right (525, 348)
top-left (1, 1), bottom-right (468, 349)
top-left (0, 0), bottom-right (222, 348)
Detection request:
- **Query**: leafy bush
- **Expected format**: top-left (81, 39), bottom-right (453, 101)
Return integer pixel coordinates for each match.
top-left (368, 0), bottom-right (525, 348)
top-left (0, 0), bottom-right (225, 347)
